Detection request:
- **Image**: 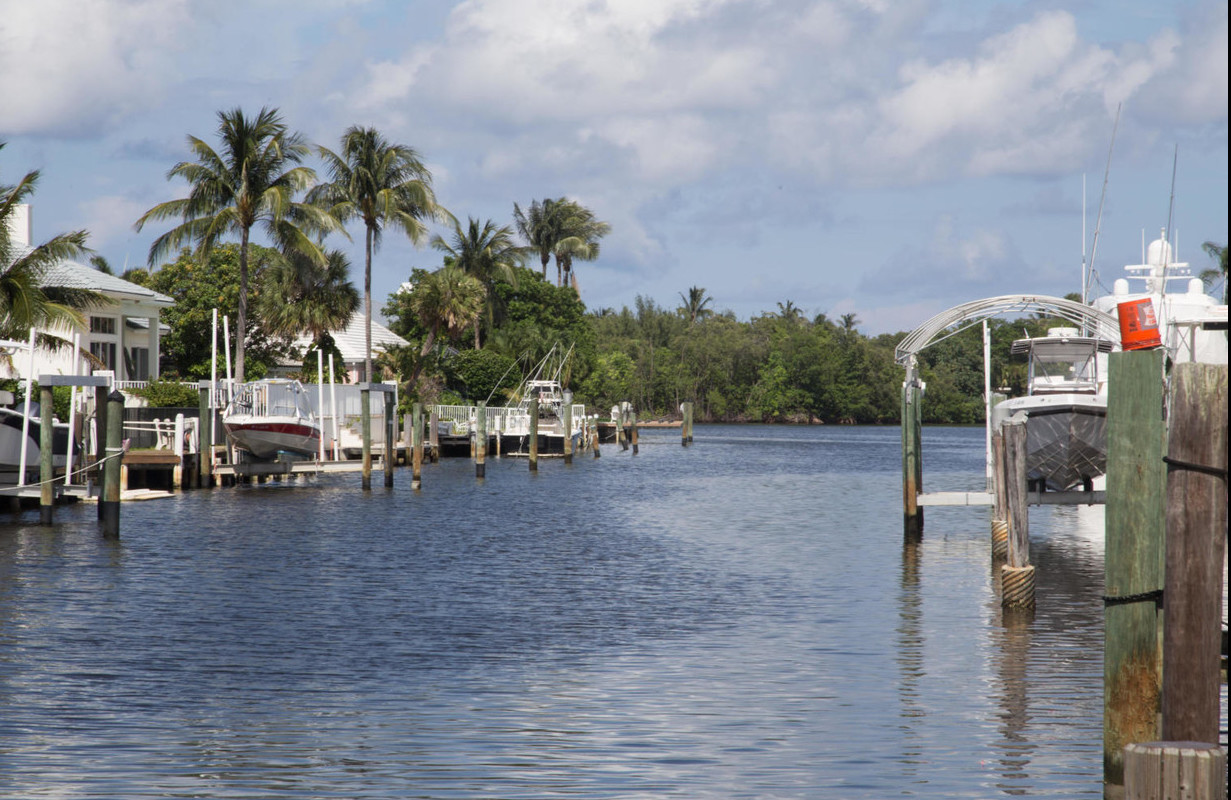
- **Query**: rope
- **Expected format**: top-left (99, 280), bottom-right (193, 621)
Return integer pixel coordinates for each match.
top-left (1102, 589), bottom-right (1164, 607)
top-left (1162, 455), bottom-right (1227, 480)
top-left (0, 448), bottom-right (128, 495)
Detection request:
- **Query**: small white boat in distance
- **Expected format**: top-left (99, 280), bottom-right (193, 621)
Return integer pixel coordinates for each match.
top-left (991, 328), bottom-right (1114, 492)
top-left (223, 379), bottom-right (321, 460)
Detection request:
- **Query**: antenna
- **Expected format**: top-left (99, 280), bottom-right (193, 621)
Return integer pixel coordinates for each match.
top-left (1081, 173), bottom-right (1087, 304)
top-left (1087, 103), bottom-right (1120, 305)
top-left (1162, 144), bottom-right (1178, 286)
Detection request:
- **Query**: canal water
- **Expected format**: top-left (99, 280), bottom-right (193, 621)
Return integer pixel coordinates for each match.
top-left (1, 425), bottom-right (1120, 797)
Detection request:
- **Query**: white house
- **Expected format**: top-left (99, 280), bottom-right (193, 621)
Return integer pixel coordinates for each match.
top-left (2, 204), bottom-right (174, 385)
top-left (282, 313), bottom-right (410, 383)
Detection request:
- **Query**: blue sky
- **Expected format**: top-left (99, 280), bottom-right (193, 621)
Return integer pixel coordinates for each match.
top-left (2, 0), bottom-right (1226, 335)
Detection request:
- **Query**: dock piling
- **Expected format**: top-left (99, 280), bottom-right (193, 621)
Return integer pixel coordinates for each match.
top-left (630, 410), bottom-right (638, 455)
top-left (528, 398), bottom-right (539, 471)
top-left (901, 373), bottom-right (923, 539)
top-left (100, 390), bottom-right (124, 538)
top-left (562, 401), bottom-right (573, 464)
top-left (360, 385), bottom-right (372, 490)
top-left (476, 401), bottom-right (486, 478)
top-left (383, 392), bottom-right (395, 488)
top-left (1000, 418), bottom-right (1033, 609)
top-left (412, 402), bottom-right (423, 489)
top-left (38, 385), bottom-right (55, 524)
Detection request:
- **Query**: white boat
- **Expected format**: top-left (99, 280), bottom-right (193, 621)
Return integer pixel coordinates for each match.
top-left (0, 390), bottom-right (72, 482)
top-left (500, 346), bottom-right (585, 453)
top-left (222, 379), bottom-right (321, 460)
top-left (1090, 229), bottom-right (1228, 366)
top-left (991, 329), bottom-right (1114, 492)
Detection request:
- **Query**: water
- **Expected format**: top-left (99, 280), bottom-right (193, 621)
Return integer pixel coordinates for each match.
top-left (1, 425), bottom-right (1119, 797)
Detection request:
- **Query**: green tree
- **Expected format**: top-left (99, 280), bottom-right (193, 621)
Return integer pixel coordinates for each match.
top-left (135, 107), bottom-right (336, 383)
top-left (430, 217), bottom-right (527, 347)
top-left (257, 248), bottom-right (359, 348)
top-left (552, 199), bottom-right (610, 289)
top-left (311, 126), bottom-right (448, 382)
top-left (513, 198), bottom-right (557, 281)
top-left (2, 143), bottom-right (107, 351)
top-left (147, 244), bottom-right (287, 380)
top-left (1200, 241), bottom-right (1227, 303)
top-left (406, 265), bottom-right (485, 384)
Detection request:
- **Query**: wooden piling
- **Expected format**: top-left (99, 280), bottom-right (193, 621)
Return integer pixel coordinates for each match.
top-left (593, 421), bottom-right (601, 458)
top-left (1124, 742), bottom-right (1226, 800)
top-left (1103, 349), bottom-right (1167, 788)
top-left (476, 401), bottom-right (487, 478)
top-left (360, 385), bottom-right (372, 490)
top-left (1000, 418), bottom-right (1034, 608)
top-left (562, 401), bottom-right (573, 464)
top-left (95, 384), bottom-right (110, 515)
top-left (100, 390), bottom-right (124, 538)
top-left (615, 410), bottom-right (625, 451)
top-left (630, 410), bottom-right (638, 455)
top-left (428, 408), bottom-right (439, 463)
top-left (1161, 362), bottom-right (1227, 744)
top-left (383, 392), bottom-right (395, 488)
top-left (901, 378), bottom-right (923, 539)
top-left (411, 402), bottom-right (423, 489)
top-left (990, 429), bottom-right (1008, 561)
top-left (528, 398), bottom-right (539, 471)
top-left (38, 385), bottom-right (55, 524)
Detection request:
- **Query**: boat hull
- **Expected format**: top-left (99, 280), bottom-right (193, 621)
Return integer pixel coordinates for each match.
top-left (0, 408), bottom-right (71, 478)
top-left (994, 394), bottom-right (1107, 492)
top-left (224, 416), bottom-right (321, 460)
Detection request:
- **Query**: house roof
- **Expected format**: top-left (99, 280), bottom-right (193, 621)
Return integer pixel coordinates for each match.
top-left (38, 259), bottom-right (175, 306)
top-left (292, 313), bottom-right (410, 363)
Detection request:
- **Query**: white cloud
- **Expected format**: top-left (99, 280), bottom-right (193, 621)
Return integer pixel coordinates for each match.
top-left (0, 0), bottom-right (191, 136)
top-left (79, 195), bottom-right (150, 250)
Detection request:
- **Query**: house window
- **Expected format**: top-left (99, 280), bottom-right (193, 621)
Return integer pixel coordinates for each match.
top-left (90, 341), bottom-right (116, 370)
top-left (90, 316), bottom-right (117, 335)
top-left (127, 347), bottom-right (150, 381)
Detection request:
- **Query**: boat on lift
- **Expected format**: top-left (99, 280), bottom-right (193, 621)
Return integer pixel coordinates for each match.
top-left (0, 389), bottom-right (73, 483)
top-left (222, 379), bottom-right (321, 460)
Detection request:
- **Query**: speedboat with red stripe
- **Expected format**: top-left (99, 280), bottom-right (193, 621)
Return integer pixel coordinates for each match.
top-left (223, 379), bottom-right (321, 460)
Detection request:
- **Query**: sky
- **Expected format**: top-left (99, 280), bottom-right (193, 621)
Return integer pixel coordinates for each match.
top-left (2, 0), bottom-right (1226, 336)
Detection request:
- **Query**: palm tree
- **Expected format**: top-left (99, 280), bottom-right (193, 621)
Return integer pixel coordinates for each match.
top-left (776, 300), bottom-right (803, 324)
top-left (2, 145), bottom-right (107, 351)
top-left (135, 107), bottom-right (336, 383)
top-left (840, 312), bottom-right (860, 331)
top-left (310, 126), bottom-right (448, 382)
top-left (677, 285), bottom-right (713, 323)
top-left (430, 217), bottom-right (527, 347)
top-left (513, 198), bottom-right (557, 281)
top-left (406, 265), bottom-right (485, 384)
top-left (257, 247), bottom-right (359, 348)
top-left (552, 199), bottom-right (610, 289)
top-left (1200, 241), bottom-right (1227, 303)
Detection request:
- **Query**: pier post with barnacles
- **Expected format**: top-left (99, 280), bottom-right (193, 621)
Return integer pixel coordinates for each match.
top-left (360, 385), bottom-right (372, 490)
top-left (1103, 349), bottom-right (1167, 788)
top-left (475, 401), bottom-right (487, 479)
top-left (100, 390), bottom-right (124, 538)
top-left (383, 392), bottom-right (395, 489)
top-left (999, 418), bottom-right (1033, 608)
top-left (901, 361), bottom-right (924, 540)
top-left (990, 430), bottom-right (1008, 561)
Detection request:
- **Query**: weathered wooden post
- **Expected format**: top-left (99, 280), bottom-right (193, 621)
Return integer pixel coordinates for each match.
top-left (901, 367), bottom-right (923, 539)
top-left (100, 390), bottom-right (124, 538)
top-left (39, 384), bottom-right (55, 524)
top-left (562, 400), bottom-right (573, 464)
top-left (1161, 362), bottom-right (1227, 744)
top-left (428, 407), bottom-right (439, 463)
top-left (1123, 742), bottom-right (1226, 800)
top-left (383, 391), bottom-right (395, 488)
top-left (476, 400), bottom-right (487, 479)
top-left (197, 383), bottom-right (212, 488)
top-left (95, 384), bottom-right (110, 515)
top-left (528, 397), bottom-right (539, 472)
top-left (990, 429), bottom-right (1008, 561)
top-left (360, 384), bottom-right (372, 490)
top-left (1000, 418), bottom-right (1033, 608)
top-left (1103, 349), bottom-right (1167, 788)
top-left (593, 416), bottom-right (601, 458)
top-left (629, 410), bottom-right (638, 455)
top-left (615, 408), bottom-right (625, 451)
top-left (410, 402), bottom-right (423, 489)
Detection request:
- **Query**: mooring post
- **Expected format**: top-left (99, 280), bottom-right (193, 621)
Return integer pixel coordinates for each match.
top-left (1103, 349), bottom-right (1167, 788)
top-left (383, 391), bottom-right (395, 488)
top-left (681, 401), bottom-right (689, 446)
top-left (1161, 362), bottom-right (1227, 744)
top-left (197, 383), bottom-right (212, 488)
top-left (476, 400), bottom-right (487, 479)
top-left (100, 390), bottom-right (124, 538)
top-left (528, 397), bottom-right (539, 471)
top-left (990, 429), bottom-right (1008, 561)
top-left (562, 401), bottom-right (573, 464)
top-left (411, 402), bottom-right (423, 489)
top-left (360, 385), bottom-right (372, 490)
top-left (428, 408), bottom-right (439, 463)
top-left (901, 370), bottom-right (923, 540)
top-left (1000, 418), bottom-right (1033, 608)
top-left (1123, 742), bottom-right (1226, 800)
top-left (95, 384), bottom-right (110, 516)
top-left (593, 416), bottom-right (601, 458)
top-left (630, 410), bottom-right (638, 455)
top-left (38, 385), bottom-right (55, 524)
top-left (615, 409), bottom-right (625, 451)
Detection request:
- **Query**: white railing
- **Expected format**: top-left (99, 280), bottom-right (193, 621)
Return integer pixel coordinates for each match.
top-left (117, 414), bottom-right (200, 455)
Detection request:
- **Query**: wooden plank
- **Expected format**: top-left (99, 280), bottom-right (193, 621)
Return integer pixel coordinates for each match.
top-left (916, 492), bottom-right (994, 506)
top-left (1103, 349), bottom-right (1167, 787)
top-left (1161, 363), bottom-right (1227, 744)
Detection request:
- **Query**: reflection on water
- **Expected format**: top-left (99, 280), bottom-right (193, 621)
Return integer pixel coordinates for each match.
top-left (1, 425), bottom-right (1120, 797)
